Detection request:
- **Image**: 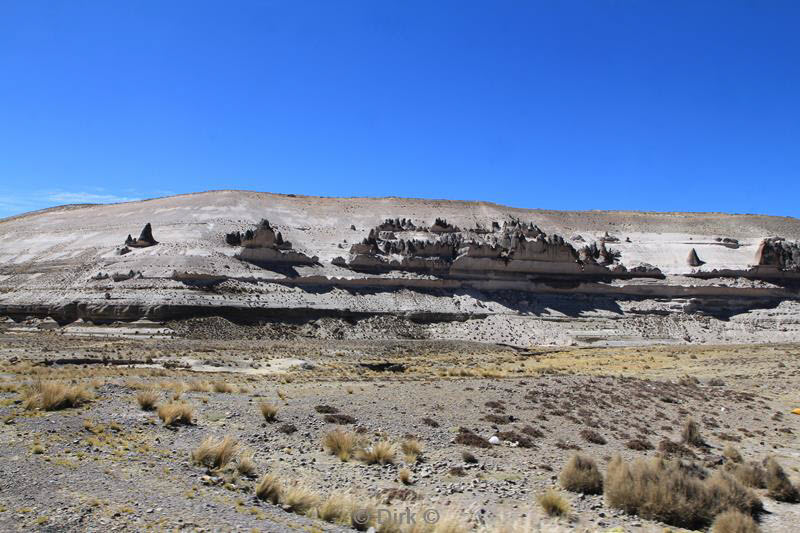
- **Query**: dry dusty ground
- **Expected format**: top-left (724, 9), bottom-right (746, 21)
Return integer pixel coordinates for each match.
top-left (0, 320), bottom-right (798, 532)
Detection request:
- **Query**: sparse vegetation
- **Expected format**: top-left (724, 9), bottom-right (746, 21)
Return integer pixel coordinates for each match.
top-left (280, 484), bottom-right (319, 515)
top-left (323, 429), bottom-right (357, 461)
top-left (258, 401), bottom-right (279, 422)
top-left (255, 473), bottom-right (282, 504)
top-left (317, 492), bottom-right (352, 524)
top-left (711, 509), bottom-right (760, 533)
top-left (212, 381), bottom-right (235, 393)
top-left (400, 438), bottom-right (423, 463)
top-left (462, 451), bottom-right (478, 464)
top-left (455, 427), bottom-right (490, 448)
top-left (358, 440), bottom-right (396, 465)
top-left (579, 429), bottom-right (606, 445)
top-left (538, 488), bottom-right (570, 517)
top-left (726, 461), bottom-right (766, 489)
top-left (765, 457), bottom-right (800, 503)
top-left (157, 401), bottom-right (194, 426)
top-left (559, 453), bottom-right (603, 494)
top-left (723, 445), bottom-right (743, 463)
top-left (191, 435), bottom-right (239, 470)
top-left (398, 468), bottom-right (413, 485)
top-left (24, 381), bottom-right (92, 411)
top-left (682, 417), bottom-right (705, 447)
top-left (136, 389), bottom-right (158, 411)
top-left (605, 455), bottom-right (761, 529)
top-left (237, 451), bottom-right (257, 477)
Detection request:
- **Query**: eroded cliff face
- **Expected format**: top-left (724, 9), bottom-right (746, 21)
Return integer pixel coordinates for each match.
top-left (341, 217), bottom-right (661, 280)
top-left (1, 190), bottom-right (799, 345)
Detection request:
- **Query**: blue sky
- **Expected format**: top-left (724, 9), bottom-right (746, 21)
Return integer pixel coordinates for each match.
top-left (1, 1), bottom-right (798, 218)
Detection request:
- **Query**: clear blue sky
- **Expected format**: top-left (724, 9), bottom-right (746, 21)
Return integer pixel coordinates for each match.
top-left (1, 1), bottom-right (798, 218)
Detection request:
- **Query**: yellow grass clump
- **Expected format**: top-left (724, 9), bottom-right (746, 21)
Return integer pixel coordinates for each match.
top-left (191, 435), bottom-right (239, 470)
top-left (156, 401), bottom-right (193, 426)
top-left (24, 381), bottom-right (93, 411)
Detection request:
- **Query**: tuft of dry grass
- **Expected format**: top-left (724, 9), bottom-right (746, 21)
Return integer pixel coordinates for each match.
top-left (191, 435), bottom-right (239, 470)
top-left (136, 390), bottom-right (158, 411)
top-left (237, 451), bottom-right (257, 477)
top-left (710, 509), bottom-right (760, 533)
top-left (765, 457), bottom-right (800, 503)
top-left (157, 402), bottom-right (193, 426)
top-left (538, 488), bottom-right (570, 517)
top-left (605, 455), bottom-right (762, 529)
top-left (398, 468), bottom-right (413, 485)
top-left (24, 381), bottom-right (92, 411)
top-left (559, 453), bottom-right (603, 495)
top-left (316, 492), bottom-right (353, 524)
top-left (255, 473), bottom-right (282, 504)
top-left (258, 401), bottom-right (279, 422)
top-left (212, 381), bottom-right (235, 393)
top-left (186, 380), bottom-right (211, 393)
top-left (323, 429), bottom-right (357, 461)
top-left (280, 484), bottom-right (320, 515)
top-left (725, 461), bottom-right (766, 489)
top-left (681, 417), bottom-right (705, 447)
top-left (358, 440), bottom-right (396, 465)
top-left (401, 438), bottom-right (423, 463)
top-left (723, 445), bottom-right (743, 464)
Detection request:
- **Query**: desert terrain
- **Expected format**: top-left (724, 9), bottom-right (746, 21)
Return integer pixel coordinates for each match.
top-left (1, 192), bottom-right (799, 532)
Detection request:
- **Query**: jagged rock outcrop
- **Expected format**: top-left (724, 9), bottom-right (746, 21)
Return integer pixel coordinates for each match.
top-left (342, 216), bottom-right (661, 280)
top-left (226, 219), bottom-right (317, 266)
top-left (125, 223), bottom-right (158, 248)
top-left (755, 238), bottom-right (800, 271)
top-left (687, 248), bottom-right (705, 267)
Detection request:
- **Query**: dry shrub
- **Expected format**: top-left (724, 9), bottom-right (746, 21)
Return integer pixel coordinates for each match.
top-left (186, 380), bottom-right (211, 393)
top-left (325, 413), bottom-right (356, 424)
top-left (316, 492), bottom-right (352, 524)
top-left (605, 455), bottom-right (762, 529)
top-left (559, 453), bottom-right (603, 494)
top-left (579, 429), bottom-right (607, 445)
top-left (237, 451), bottom-right (257, 477)
top-left (710, 509), bottom-right (760, 533)
top-left (462, 451), bottom-right (478, 464)
top-left (255, 473), bottom-right (282, 503)
top-left (191, 435), bottom-right (239, 470)
top-left (323, 429), bottom-right (358, 461)
top-left (765, 457), bottom-right (800, 503)
top-left (157, 402), bottom-right (193, 426)
top-left (725, 461), bottom-right (766, 489)
top-left (359, 440), bottom-right (396, 465)
top-left (538, 488), bottom-right (570, 517)
top-left (212, 381), bottom-right (235, 393)
top-left (24, 381), bottom-right (92, 410)
top-left (259, 401), bottom-right (279, 422)
top-left (625, 438), bottom-right (653, 451)
top-left (401, 438), bottom-right (423, 463)
top-left (723, 445), bottom-right (743, 463)
top-left (455, 427), bottom-right (490, 448)
top-left (281, 484), bottom-right (320, 515)
top-left (682, 417), bottom-right (705, 447)
top-left (136, 390), bottom-right (158, 411)
top-left (398, 468), bottom-right (413, 485)
top-left (317, 492), bottom-right (352, 525)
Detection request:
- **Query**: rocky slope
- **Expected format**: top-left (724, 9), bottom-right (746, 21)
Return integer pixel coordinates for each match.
top-left (1, 190), bottom-right (800, 346)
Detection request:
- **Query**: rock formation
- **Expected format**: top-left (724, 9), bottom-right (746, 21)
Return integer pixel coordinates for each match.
top-left (755, 238), bottom-right (800, 271)
top-left (226, 219), bottom-right (317, 266)
top-left (342, 216), bottom-right (660, 280)
top-left (687, 248), bottom-right (704, 267)
top-left (125, 223), bottom-right (158, 248)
